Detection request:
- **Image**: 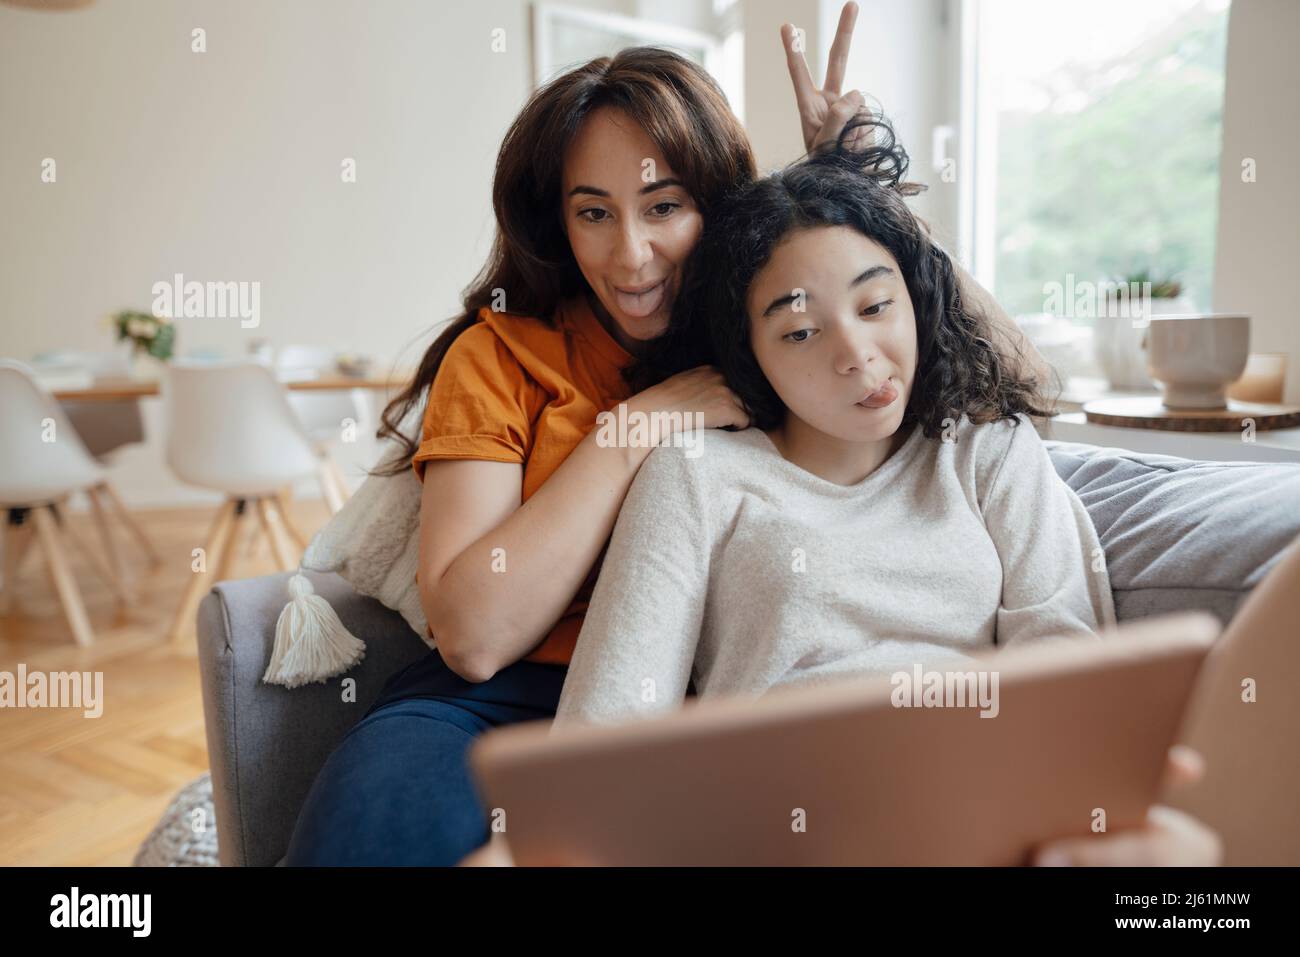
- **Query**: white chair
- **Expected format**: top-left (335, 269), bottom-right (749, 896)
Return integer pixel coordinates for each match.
top-left (163, 360), bottom-right (322, 644)
top-left (35, 350), bottom-right (163, 577)
top-left (0, 360), bottom-right (131, 646)
top-left (275, 345), bottom-right (369, 514)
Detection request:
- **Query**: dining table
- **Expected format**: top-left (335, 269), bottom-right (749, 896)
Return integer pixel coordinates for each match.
top-left (48, 371), bottom-right (413, 401)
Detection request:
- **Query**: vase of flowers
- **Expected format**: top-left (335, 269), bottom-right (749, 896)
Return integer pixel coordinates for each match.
top-left (111, 310), bottom-right (175, 370)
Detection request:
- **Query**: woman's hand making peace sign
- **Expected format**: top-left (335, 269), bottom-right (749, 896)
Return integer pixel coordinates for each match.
top-left (782, 1), bottom-right (871, 154)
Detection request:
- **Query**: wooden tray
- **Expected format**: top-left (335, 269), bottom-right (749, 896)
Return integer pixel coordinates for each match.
top-left (1083, 395), bottom-right (1300, 432)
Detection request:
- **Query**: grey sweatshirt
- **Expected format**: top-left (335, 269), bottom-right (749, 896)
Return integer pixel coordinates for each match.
top-left (553, 413), bottom-right (1117, 729)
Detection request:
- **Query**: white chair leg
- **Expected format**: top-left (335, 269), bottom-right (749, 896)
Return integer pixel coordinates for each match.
top-left (167, 498), bottom-right (238, 646)
top-left (30, 505), bottom-right (95, 647)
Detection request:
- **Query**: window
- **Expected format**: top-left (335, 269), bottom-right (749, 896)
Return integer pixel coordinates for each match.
top-left (963, 0), bottom-right (1230, 362)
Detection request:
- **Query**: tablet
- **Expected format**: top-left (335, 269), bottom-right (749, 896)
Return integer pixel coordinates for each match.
top-left (469, 611), bottom-right (1219, 866)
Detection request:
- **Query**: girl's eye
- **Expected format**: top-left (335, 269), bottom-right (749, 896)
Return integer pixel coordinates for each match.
top-left (862, 299), bottom-right (894, 317)
top-left (783, 329), bottom-right (816, 343)
top-left (578, 208), bottom-right (609, 223)
top-left (649, 202), bottom-right (681, 217)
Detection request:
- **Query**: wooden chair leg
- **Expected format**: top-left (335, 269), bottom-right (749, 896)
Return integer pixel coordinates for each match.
top-left (267, 496), bottom-right (305, 567)
top-left (212, 501), bottom-right (249, 584)
top-left (9, 512), bottom-right (36, 579)
top-left (241, 507), bottom-right (264, 559)
top-left (53, 507), bottom-right (131, 606)
top-left (83, 487), bottom-right (133, 603)
top-left (1, 511), bottom-right (34, 616)
top-left (255, 498), bottom-right (298, 572)
top-left (167, 498), bottom-right (238, 646)
top-left (275, 488), bottom-right (310, 550)
top-left (30, 505), bottom-right (95, 647)
top-left (317, 460), bottom-right (345, 515)
top-left (327, 458), bottom-right (351, 506)
top-left (1, 514), bottom-right (8, 616)
top-left (98, 481), bottom-right (162, 567)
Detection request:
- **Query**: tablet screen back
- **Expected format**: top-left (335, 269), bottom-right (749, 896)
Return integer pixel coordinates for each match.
top-left (471, 611), bottom-right (1218, 866)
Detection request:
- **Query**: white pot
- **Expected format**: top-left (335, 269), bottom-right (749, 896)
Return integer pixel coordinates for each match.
top-left (1093, 296), bottom-right (1194, 390)
top-left (1094, 316), bottom-right (1155, 389)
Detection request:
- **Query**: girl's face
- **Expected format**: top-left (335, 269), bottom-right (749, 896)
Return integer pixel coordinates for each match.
top-left (747, 225), bottom-right (918, 444)
top-left (562, 107), bottom-right (703, 347)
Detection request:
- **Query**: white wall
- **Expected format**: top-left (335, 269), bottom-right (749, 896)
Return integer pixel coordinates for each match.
top-left (741, 0), bottom-right (820, 170)
top-left (821, 0), bottom-right (960, 247)
top-left (1212, 0), bottom-right (1300, 404)
top-left (0, 0), bottom-right (546, 369)
top-left (0, 0), bottom-right (651, 506)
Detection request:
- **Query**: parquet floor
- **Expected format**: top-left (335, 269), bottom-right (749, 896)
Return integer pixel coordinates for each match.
top-left (0, 497), bottom-right (332, 865)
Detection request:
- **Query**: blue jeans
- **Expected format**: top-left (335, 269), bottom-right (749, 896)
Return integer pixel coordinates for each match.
top-left (283, 649), bottom-right (567, 866)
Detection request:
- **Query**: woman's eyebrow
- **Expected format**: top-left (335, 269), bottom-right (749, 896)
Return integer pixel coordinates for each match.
top-left (639, 177), bottom-right (684, 195)
top-left (567, 177), bottom-right (684, 199)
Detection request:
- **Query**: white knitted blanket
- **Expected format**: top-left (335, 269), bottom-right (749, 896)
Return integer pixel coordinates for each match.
top-left (300, 424), bottom-right (429, 644)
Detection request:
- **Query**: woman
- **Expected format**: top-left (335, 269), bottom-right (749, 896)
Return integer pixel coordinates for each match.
top-left (288, 6), bottom-right (1204, 867)
top-left (553, 116), bottom-right (1115, 729)
top-left (286, 44), bottom-right (756, 867)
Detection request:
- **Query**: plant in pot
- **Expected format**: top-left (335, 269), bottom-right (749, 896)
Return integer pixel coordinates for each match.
top-left (111, 310), bottom-right (175, 373)
top-left (1093, 269), bottom-right (1193, 390)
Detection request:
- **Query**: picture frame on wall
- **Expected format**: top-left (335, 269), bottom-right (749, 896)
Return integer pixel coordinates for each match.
top-left (530, 2), bottom-right (725, 89)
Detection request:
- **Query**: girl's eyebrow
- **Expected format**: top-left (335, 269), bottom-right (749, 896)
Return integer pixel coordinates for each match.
top-left (850, 265), bottom-right (894, 287)
top-left (762, 291), bottom-right (802, 317)
top-left (567, 177), bottom-right (684, 199)
top-left (762, 265), bottom-right (896, 318)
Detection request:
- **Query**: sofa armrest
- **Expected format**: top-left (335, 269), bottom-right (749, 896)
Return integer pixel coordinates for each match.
top-left (196, 570), bottom-right (430, 866)
top-left (1045, 440), bottom-right (1300, 625)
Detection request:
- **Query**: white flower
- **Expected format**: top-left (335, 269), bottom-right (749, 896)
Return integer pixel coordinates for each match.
top-left (127, 318), bottom-right (150, 338)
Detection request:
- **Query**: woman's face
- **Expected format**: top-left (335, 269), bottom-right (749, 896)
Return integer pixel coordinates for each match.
top-left (747, 225), bottom-right (918, 443)
top-left (562, 106), bottom-right (703, 345)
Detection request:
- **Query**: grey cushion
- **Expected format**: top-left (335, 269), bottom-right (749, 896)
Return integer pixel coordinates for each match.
top-left (1044, 439), bottom-right (1300, 626)
top-left (196, 571), bottom-right (429, 867)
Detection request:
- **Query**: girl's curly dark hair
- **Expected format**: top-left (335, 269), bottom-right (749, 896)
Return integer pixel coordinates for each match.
top-left (624, 112), bottom-right (1054, 437)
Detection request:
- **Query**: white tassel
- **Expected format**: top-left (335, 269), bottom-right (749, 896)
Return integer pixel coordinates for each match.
top-left (263, 571), bottom-right (367, 688)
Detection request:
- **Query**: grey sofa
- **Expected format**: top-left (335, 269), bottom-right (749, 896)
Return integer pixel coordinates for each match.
top-left (197, 437), bottom-right (1300, 866)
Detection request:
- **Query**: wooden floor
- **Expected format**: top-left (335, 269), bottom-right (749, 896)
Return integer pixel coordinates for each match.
top-left (0, 498), bottom-right (332, 865)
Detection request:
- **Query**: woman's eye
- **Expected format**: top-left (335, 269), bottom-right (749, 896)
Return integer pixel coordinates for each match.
top-left (862, 299), bottom-right (894, 317)
top-left (783, 329), bottom-right (816, 343)
top-left (649, 202), bottom-right (680, 217)
top-left (578, 208), bottom-right (609, 223)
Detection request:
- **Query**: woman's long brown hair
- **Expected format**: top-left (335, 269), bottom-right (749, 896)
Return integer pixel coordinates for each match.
top-left (373, 47), bottom-right (757, 475)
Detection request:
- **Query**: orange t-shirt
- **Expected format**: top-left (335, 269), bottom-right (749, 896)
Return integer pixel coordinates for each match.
top-left (412, 297), bottom-right (634, 666)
